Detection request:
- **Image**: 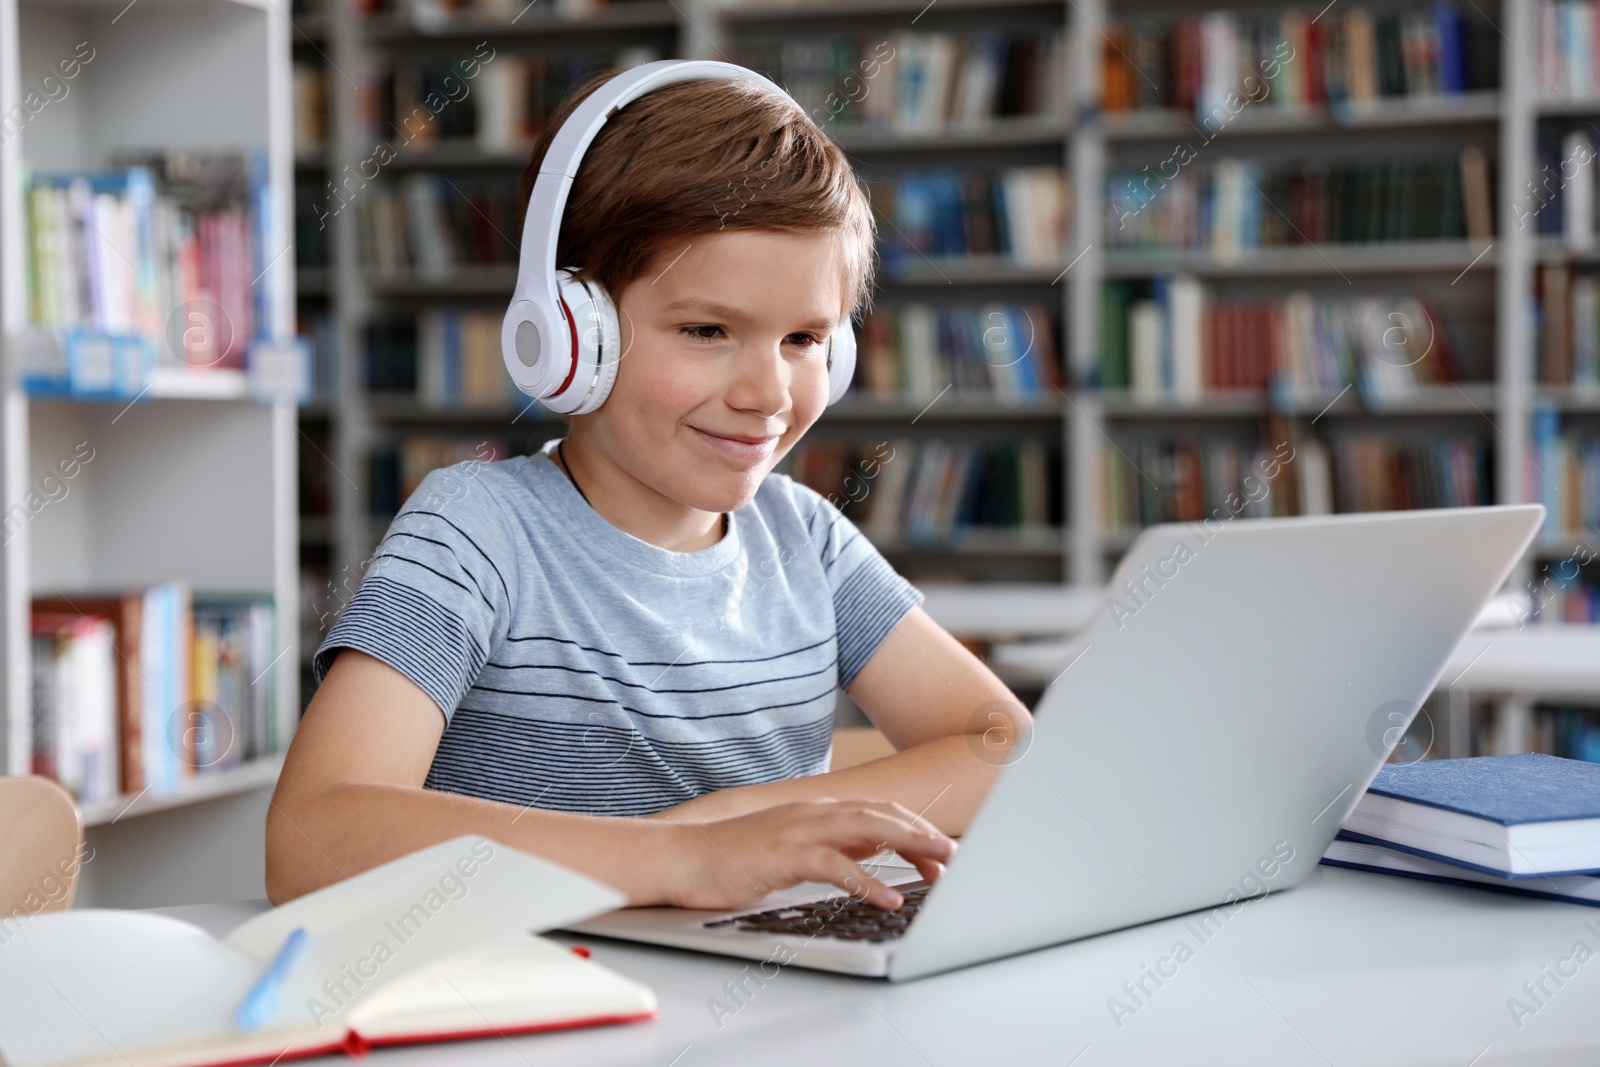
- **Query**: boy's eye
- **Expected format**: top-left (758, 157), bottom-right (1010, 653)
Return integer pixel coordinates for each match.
top-left (679, 326), bottom-right (825, 348)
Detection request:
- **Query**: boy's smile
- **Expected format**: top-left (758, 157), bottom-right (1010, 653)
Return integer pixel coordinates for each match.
top-left (559, 228), bottom-right (852, 553)
top-left (689, 425), bottom-right (780, 464)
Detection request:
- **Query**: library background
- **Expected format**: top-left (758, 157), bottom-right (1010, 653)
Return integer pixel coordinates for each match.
top-left (3, 0), bottom-right (1600, 905)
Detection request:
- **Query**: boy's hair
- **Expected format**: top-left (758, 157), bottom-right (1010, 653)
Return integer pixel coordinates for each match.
top-left (516, 68), bottom-right (876, 318)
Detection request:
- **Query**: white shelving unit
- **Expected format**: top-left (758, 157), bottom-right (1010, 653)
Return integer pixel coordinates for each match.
top-left (0, 0), bottom-right (298, 907)
top-left (286, 0), bottom-right (1592, 755)
top-left (292, 0), bottom-right (1559, 602)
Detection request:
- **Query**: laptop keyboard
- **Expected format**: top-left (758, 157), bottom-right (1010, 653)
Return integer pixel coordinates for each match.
top-left (702, 881), bottom-right (931, 942)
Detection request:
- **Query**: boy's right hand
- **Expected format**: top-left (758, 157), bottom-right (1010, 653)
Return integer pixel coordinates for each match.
top-left (654, 798), bottom-right (957, 912)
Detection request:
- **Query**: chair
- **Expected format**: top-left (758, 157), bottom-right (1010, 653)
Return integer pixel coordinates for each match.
top-left (0, 776), bottom-right (84, 915)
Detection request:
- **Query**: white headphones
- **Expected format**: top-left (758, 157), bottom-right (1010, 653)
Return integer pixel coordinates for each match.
top-left (501, 60), bottom-right (858, 415)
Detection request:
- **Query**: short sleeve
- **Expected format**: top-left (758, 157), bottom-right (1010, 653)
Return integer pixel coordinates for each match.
top-left (312, 462), bottom-right (517, 722)
top-left (800, 484), bottom-right (925, 690)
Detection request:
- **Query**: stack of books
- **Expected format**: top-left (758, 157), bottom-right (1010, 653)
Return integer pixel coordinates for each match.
top-left (1321, 754), bottom-right (1600, 908)
top-left (297, 310), bottom-right (337, 405)
top-left (1102, 430), bottom-right (1486, 529)
top-left (292, 60), bottom-right (327, 155)
top-left (1529, 709), bottom-right (1600, 759)
top-left (1536, 0), bottom-right (1600, 101)
top-left (1103, 2), bottom-right (1498, 115)
top-left (1102, 437), bottom-right (1306, 529)
top-left (1105, 149), bottom-right (1493, 255)
top-left (1531, 127), bottom-right (1600, 249)
top-left (872, 166), bottom-right (1072, 269)
top-left (357, 174), bottom-right (519, 276)
top-left (21, 151), bottom-right (270, 396)
top-left (27, 586), bottom-right (279, 802)
top-left (406, 0), bottom-right (608, 23)
top-left (735, 30), bottom-right (1067, 131)
top-left (786, 438), bottom-right (1059, 545)
top-left (1535, 263), bottom-right (1600, 385)
top-left (1531, 406), bottom-right (1600, 538)
top-left (1099, 281), bottom-right (1462, 403)
top-left (1520, 580), bottom-right (1600, 625)
top-left (417, 309), bottom-right (526, 408)
top-left (1328, 434), bottom-right (1487, 511)
top-left (381, 48), bottom-right (663, 153)
top-left (857, 302), bottom-right (1063, 404)
top-left (361, 313), bottom-right (528, 408)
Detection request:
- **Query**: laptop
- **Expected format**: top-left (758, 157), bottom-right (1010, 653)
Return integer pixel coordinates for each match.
top-left (567, 505), bottom-right (1545, 981)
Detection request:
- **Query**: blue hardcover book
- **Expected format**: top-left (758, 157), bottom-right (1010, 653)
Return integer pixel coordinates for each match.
top-left (1531, 403), bottom-right (1562, 540)
top-left (1340, 754), bottom-right (1600, 878)
top-left (443, 310), bottom-right (461, 402)
top-left (927, 170), bottom-right (968, 258)
top-left (1238, 159), bottom-right (1263, 251)
top-left (1432, 0), bottom-right (1465, 95)
top-left (991, 175), bottom-right (1012, 258)
top-left (250, 148), bottom-right (272, 344)
top-left (1321, 834), bottom-right (1600, 908)
top-left (1011, 306), bottom-right (1041, 396)
top-left (141, 582), bottom-right (179, 793)
top-left (894, 174), bottom-right (935, 257)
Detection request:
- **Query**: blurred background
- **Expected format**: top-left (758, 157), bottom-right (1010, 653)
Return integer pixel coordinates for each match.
top-left (2, 0), bottom-right (1597, 905)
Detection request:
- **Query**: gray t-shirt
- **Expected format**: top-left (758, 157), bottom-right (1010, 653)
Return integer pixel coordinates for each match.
top-left (311, 437), bottom-right (924, 816)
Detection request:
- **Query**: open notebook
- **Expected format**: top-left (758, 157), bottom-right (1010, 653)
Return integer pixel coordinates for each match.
top-left (0, 836), bottom-right (655, 1067)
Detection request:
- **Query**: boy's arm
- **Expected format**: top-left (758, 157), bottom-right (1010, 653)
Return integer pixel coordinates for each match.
top-left (646, 606), bottom-right (1031, 834)
top-left (266, 649), bottom-right (955, 908)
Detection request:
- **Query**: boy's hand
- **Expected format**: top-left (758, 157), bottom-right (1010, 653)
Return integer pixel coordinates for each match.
top-left (653, 798), bottom-right (956, 911)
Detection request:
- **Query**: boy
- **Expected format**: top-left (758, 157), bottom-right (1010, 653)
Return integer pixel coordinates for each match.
top-left (267, 67), bottom-right (1030, 912)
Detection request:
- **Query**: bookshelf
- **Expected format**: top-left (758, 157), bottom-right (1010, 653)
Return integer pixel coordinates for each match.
top-left (291, 0), bottom-right (1595, 752)
top-left (0, 0), bottom-right (299, 905)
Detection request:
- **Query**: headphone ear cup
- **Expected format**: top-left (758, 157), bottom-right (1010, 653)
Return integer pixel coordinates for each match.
top-left (543, 270), bottom-right (621, 414)
top-left (570, 277), bottom-right (622, 415)
top-left (502, 297), bottom-right (567, 401)
top-left (826, 320), bottom-right (857, 406)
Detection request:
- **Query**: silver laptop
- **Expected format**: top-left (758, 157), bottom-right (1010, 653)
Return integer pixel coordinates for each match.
top-left (568, 505), bottom-right (1544, 981)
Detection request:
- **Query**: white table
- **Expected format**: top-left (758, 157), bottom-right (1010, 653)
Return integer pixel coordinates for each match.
top-left (158, 866), bottom-right (1600, 1066)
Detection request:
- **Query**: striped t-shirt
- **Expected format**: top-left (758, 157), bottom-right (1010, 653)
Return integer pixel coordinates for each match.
top-left (311, 437), bottom-right (924, 817)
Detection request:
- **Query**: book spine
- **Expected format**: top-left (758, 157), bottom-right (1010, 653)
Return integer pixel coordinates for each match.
top-left (118, 596), bottom-right (144, 795)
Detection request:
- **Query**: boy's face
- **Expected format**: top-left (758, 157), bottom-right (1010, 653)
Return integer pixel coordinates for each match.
top-left (591, 228), bottom-right (847, 515)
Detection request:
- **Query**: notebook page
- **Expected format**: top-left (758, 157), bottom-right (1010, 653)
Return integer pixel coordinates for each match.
top-left (222, 836), bottom-right (626, 1031)
top-left (0, 910), bottom-right (318, 1067)
top-left (349, 934), bottom-right (656, 1040)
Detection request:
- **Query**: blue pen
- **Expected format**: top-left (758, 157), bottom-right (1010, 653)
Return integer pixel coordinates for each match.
top-left (236, 927), bottom-right (309, 1032)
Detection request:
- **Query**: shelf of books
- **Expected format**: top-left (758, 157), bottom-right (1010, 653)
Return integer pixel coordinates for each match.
top-left (290, 0), bottom-right (1077, 646)
top-left (290, 0), bottom-right (683, 691)
top-left (1527, 0), bottom-right (1600, 675)
top-left (735, 2), bottom-right (1074, 586)
top-left (1089, 0), bottom-right (1509, 575)
top-left (288, 0), bottom-right (1600, 758)
top-left (0, 0), bottom-right (300, 904)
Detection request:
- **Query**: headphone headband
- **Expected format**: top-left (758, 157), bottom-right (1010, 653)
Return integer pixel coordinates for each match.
top-left (512, 61), bottom-right (780, 315)
top-left (502, 60), bottom-right (858, 411)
